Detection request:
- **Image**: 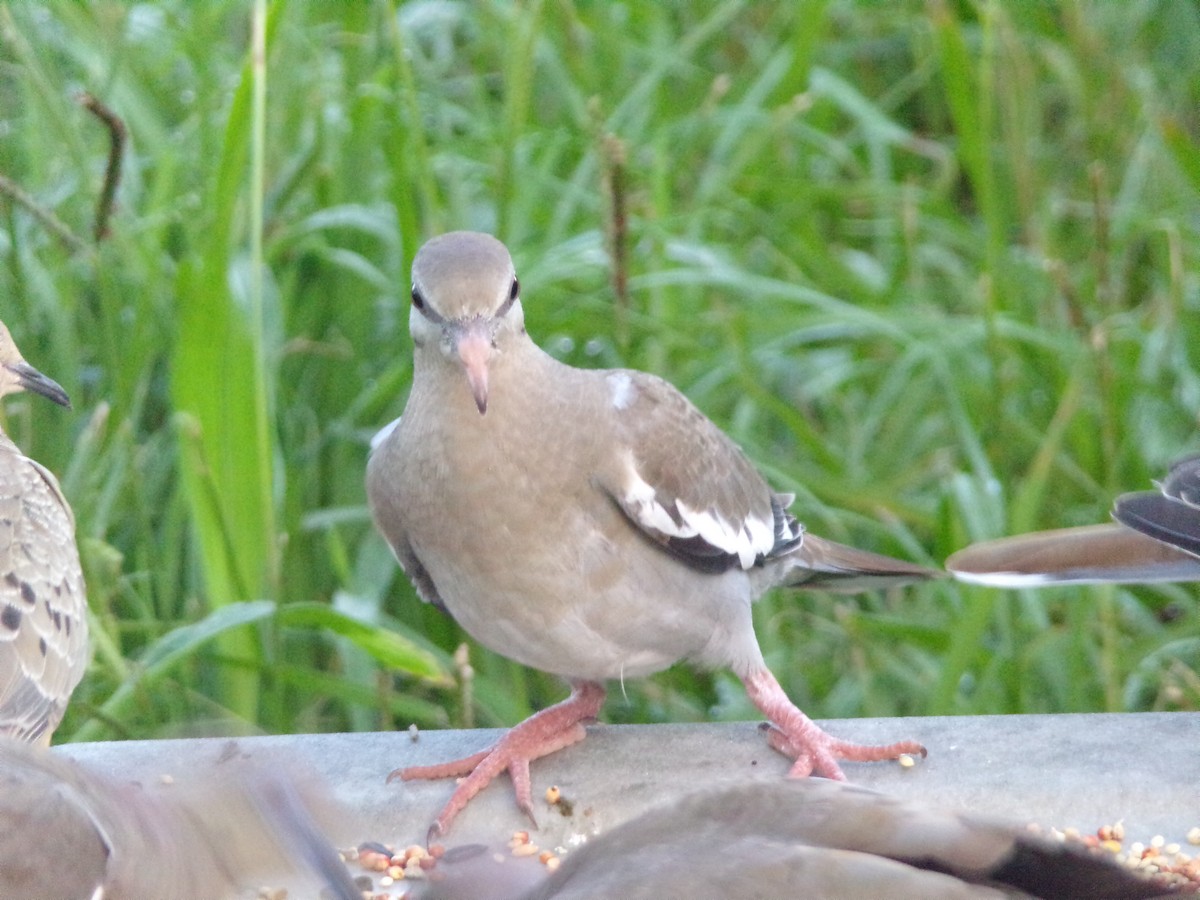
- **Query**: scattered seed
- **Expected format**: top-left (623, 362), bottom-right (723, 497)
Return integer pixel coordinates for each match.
top-left (512, 842), bottom-right (540, 858)
top-left (545, 856), bottom-right (561, 873)
top-left (404, 858), bottom-right (426, 880)
top-left (898, 754), bottom-right (915, 768)
top-left (546, 785), bottom-right (561, 804)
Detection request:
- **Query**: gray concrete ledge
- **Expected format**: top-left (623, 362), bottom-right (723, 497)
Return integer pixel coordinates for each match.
top-left (57, 712), bottom-right (1199, 847)
top-left (57, 712), bottom-right (1200, 895)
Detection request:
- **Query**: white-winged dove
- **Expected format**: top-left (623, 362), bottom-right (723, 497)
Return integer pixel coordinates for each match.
top-left (947, 456), bottom-right (1200, 586)
top-left (517, 779), bottom-right (1168, 900)
top-left (0, 739), bottom-right (361, 900)
top-left (367, 232), bottom-right (936, 837)
top-left (0, 321), bottom-right (88, 745)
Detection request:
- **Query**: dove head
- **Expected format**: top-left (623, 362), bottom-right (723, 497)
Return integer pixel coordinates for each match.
top-left (408, 231), bottom-right (527, 416)
top-left (0, 320), bottom-right (70, 408)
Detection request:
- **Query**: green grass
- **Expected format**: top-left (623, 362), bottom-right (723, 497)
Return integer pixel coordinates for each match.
top-left (0, 0), bottom-right (1197, 743)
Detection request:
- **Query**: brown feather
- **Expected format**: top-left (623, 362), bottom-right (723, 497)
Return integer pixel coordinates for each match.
top-left (946, 523), bottom-right (1200, 586)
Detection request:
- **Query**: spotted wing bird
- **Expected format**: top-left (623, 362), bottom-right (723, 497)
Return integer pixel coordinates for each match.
top-left (0, 321), bottom-right (87, 744)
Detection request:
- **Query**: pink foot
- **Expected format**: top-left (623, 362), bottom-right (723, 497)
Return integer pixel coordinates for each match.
top-left (390, 680), bottom-right (606, 839)
top-left (741, 668), bottom-right (925, 779)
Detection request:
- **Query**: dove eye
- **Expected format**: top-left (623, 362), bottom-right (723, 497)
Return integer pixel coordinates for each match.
top-left (411, 286), bottom-right (425, 310)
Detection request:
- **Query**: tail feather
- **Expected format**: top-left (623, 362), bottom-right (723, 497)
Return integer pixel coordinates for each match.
top-left (770, 533), bottom-right (940, 592)
top-left (946, 523), bottom-right (1200, 587)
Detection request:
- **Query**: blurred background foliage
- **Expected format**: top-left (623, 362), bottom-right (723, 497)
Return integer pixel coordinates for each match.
top-left (0, 0), bottom-right (1197, 743)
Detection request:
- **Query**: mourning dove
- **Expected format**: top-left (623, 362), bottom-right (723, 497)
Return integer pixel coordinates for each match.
top-left (0, 738), bottom-right (361, 900)
top-left (0, 321), bottom-right (88, 744)
top-left (517, 780), bottom-right (1170, 900)
top-left (367, 231), bottom-right (936, 837)
top-left (948, 455), bottom-right (1200, 586)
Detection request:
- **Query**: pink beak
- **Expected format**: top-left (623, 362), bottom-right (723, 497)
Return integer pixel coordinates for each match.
top-left (454, 324), bottom-right (492, 415)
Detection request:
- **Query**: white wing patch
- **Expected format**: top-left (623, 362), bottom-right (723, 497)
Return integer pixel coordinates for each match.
top-left (619, 451), bottom-right (775, 569)
top-left (370, 416), bottom-right (402, 451)
top-left (773, 492), bottom-right (804, 546)
top-left (606, 372), bottom-right (637, 410)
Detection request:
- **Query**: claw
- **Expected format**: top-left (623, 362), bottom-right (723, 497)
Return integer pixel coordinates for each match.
top-left (518, 801), bottom-right (539, 830)
top-left (426, 822), bottom-right (443, 848)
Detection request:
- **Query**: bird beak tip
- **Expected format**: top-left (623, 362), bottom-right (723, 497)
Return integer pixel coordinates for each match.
top-left (8, 362), bottom-right (71, 408)
top-left (455, 327), bottom-right (492, 416)
top-left (464, 360), bottom-right (490, 415)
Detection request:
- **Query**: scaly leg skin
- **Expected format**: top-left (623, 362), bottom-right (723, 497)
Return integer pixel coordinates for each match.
top-left (741, 668), bottom-right (925, 779)
top-left (390, 680), bottom-right (607, 840)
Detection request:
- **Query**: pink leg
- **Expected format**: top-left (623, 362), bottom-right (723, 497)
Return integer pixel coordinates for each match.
top-left (390, 680), bottom-right (606, 839)
top-left (741, 668), bottom-right (925, 779)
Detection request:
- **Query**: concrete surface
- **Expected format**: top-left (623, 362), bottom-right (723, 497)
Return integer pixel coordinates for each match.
top-left (57, 712), bottom-right (1200, 896)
